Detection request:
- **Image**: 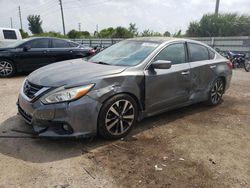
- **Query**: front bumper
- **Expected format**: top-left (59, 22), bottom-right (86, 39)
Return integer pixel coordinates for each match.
top-left (17, 91), bottom-right (102, 138)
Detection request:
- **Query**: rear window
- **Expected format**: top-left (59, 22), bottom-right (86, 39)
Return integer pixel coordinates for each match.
top-left (3, 30), bottom-right (17, 39)
top-left (208, 49), bottom-right (215, 59)
top-left (52, 39), bottom-right (70, 48)
top-left (188, 43), bottom-right (209, 62)
top-left (69, 42), bottom-right (79, 47)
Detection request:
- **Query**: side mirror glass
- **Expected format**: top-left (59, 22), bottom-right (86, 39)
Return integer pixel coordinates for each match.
top-left (23, 45), bottom-right (31, 52)
top-left (151, 60), bottom-right (172, 69)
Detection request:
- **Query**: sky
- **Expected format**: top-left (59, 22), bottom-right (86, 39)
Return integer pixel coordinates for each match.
top-left (0, 0), bottom-right (250, 35)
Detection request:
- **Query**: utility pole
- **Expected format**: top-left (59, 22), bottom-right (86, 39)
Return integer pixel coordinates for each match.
top-left (215, 0), bottom-right (220, 16)
top-left (10, 17), bottom-right (13, 28)
top-left (59, 0), bottom-right (66, 35)
top-left (78, 22), bottom-right (81, 31)
top-left (18, 6), bottom-right (23, 30)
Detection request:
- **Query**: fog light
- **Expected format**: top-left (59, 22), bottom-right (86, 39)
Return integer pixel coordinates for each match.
top-left (63, 124), bottom-right (69, 131)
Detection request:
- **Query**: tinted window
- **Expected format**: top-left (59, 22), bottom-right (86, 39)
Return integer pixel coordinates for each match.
top-left (3, 30), bottom-right (17, 39)
top-left (154, 43), bottom-right (186, 64)
top-left (208, 49), bottom-right (215, 59)
top-left (53, 39), bottom-right (70, 48)
top-left (69, 42), bottom-right (79, 47)
top-left (188, 43), bottom-right (209, 62)
top-left (26, 39), bottom-right (49, 48)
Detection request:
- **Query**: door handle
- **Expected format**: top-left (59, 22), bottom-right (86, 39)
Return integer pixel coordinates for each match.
top-left (181, 71), bottom-right (190, 75)
top-left (210, 65), bottom-right (216, 69)
top-left (43, 50), bottom-right (47, 54)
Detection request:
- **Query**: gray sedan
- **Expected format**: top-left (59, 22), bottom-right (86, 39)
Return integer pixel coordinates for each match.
top-left (17, 37), bottom-right (232, 139)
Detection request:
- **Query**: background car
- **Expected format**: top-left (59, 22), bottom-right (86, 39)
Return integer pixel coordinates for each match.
top-left (17, 38), bottom-right (232, 139)
top-left (0, 37), bottom-right (95, 77)
top-left (0, 27), bottom-right (22, 48)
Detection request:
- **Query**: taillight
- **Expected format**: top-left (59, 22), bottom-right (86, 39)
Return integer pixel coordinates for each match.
top-left (88, 49), bottom-right (96, 55)
top-left (226, 61), bottom-right (233, 69)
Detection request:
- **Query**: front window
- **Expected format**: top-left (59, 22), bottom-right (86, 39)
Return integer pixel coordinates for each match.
top-left (52, 39), bottom-right (70, 48)
top-left (89, 40), bottom-right (160, 66)
top-left (154, 43), bottom-right (186, 64)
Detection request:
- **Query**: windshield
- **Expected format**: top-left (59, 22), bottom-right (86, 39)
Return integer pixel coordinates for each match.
top-left (6, 38), bottom-right (29, 48)
top-left (89, 40), bottom-right (159, 66)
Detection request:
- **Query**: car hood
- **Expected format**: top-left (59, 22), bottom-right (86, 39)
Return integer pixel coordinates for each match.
top-left (0, 47), bottom-right (13, 51)
top-left (27, 59), bottom-right (127, 87)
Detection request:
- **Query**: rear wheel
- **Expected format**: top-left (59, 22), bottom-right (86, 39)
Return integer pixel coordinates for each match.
top-left (0, 59), bottom-right (16, 77)
top-left (98, 94), bottom-right (138, 139)
top-left (206, 78), bottom-right (225, 106)
top-left (244, 59), bottom-right (250, 72)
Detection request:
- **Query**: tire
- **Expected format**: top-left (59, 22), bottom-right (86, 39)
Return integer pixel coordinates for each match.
top-left (0, 59), bottom-right (16, 78)
top-left (98, 94), bottom-right (138, 139)
top-left (244, 59), bottom-right (250, 72)
top-left (206, 78), bottom-right (225, 106)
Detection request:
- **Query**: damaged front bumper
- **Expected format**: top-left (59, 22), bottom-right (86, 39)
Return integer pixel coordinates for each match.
top-left (17, 91), bottom-right (102, 138)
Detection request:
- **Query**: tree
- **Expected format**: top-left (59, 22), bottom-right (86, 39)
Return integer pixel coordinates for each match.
top-left (33, 31), bottom-right (65, 38)
top-left (67, 30), bottom-right (90, 39)
top-left (19, 29), bottom-right (28, 38)
top-left (173, 30), bottom-right (182, 37)
top-left (128, 23), bottom-right (138, 37)
top-left (141, 29), bottom-right (153, 37)
top-left (99, 27), bottom-right (115, 38)
top-left (186, 13), bottom-right (250, 37)
top-left (27, 15), bottom-right (43, 34)
top-left (163, 31), bottom-right (171, 37)
top-left (113, 26), bottom-right (132, 38)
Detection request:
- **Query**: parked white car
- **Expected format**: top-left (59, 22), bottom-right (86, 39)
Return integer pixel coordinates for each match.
top-left (0, 27), bottom-right (22, 47)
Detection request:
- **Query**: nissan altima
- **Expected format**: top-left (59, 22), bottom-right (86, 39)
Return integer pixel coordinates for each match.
top-left (17, 37), bottom-right (232, 139)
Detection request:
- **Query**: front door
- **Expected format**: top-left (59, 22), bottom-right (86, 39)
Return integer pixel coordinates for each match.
top-left (15, 38), bottom-right (52, 71)
top-left (144, 42), bottom-right (191, 115)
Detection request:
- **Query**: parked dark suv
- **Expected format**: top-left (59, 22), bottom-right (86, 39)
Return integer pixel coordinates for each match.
top-left (0, 37), bottom-right (95, 77)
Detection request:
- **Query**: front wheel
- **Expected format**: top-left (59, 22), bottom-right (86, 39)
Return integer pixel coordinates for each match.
top-left (98, 94), bottom-right (138, 139)
top-left (244, 59), bottom-right (250, 72)
top-left (206, 78), bottom-right (225, 106)
top-left (0, 59), bottom-right (16, 78)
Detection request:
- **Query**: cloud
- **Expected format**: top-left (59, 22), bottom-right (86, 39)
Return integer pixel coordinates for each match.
top-left (0, 0), bottom-right (249, 35)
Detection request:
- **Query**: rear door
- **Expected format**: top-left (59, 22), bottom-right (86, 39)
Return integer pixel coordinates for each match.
top-left (187, 42), bottom-right (217, 100)
top-left (50, 39), bottom-right (74, 62)
top-left (144, 42), bottom-right (191, 115)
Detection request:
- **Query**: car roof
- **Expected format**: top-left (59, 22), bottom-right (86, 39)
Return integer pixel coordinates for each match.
top-left (127, 37), bottom-right (207, 45)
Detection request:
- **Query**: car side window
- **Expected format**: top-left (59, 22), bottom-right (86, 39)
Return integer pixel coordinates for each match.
top-left (52, 39), bottom-right (70, 48)
top-left (208, 49), bottom-right (215, 59)
top-left (69, 42), bottom-right (79, 47)
top-left (154, 43), bottom-right (186, 65)
top-left (3, 30), bottom-right (17, 39)
top-left (26, 39), bottom-right (50, 48)
top-left (188, 43), bottom-right (209, 62)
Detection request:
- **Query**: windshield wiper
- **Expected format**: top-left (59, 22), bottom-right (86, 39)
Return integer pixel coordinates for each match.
top-left (92, 61), bottom-right (111, 65)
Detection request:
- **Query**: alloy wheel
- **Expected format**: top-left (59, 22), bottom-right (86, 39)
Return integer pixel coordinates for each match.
top-left (0, 61), bottom-right (13, 77)
top-left (244, 60), bottom-right (250, 72)
top-left (211, 79), bottom-right (224, 104)
top-left (105, 99), bottom-right (135, 136)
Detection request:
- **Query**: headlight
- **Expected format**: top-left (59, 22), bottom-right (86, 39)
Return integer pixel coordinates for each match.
top-left (42, 84), bottom-right (94, 104)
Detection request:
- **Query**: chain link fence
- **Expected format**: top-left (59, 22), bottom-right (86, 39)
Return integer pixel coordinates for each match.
top-left (73, 36), bottom-right (250, 57)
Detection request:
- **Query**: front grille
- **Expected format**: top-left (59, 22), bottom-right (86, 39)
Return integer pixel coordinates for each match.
top-left (23, 81), bottom-right (43, 99)
top-left (18, 105), bottom-right (32, 124)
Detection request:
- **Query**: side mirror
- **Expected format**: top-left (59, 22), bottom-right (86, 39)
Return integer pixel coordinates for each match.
top-left (23, 45), bottom-right (31, 52)
top-left (151, 60), bottom-right (172, 69)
